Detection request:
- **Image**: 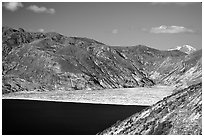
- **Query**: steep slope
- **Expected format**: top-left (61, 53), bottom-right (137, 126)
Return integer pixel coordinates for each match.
top-left (113, 45), bottom-right (201, 89)
top-left (2, 27), bottom-right (154, 93)
top-left (149, 50), bottom-right (202, 89)
top-left (98, 82), bottom-right (202, 135)
top-left (113, 45), bottom-right (187, 75)
top-left (2, 26), bottom-right (46, 60)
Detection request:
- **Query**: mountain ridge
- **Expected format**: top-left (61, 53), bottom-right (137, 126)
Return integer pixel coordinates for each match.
top-left (2, 26), bottom-right (201, 93)
top-left (2, 26), bottom-right (202, 135)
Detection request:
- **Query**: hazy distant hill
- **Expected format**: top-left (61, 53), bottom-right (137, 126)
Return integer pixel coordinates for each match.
top-left (168, 45), bottom-right (197, 54)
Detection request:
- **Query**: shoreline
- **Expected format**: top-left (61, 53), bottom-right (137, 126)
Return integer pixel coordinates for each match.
top-left (2, 86), bottom-right (175, 106)
top-left (2, 97), bottom-right (151, 106)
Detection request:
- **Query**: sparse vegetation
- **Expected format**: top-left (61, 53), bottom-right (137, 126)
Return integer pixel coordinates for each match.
top-left (99, 83), bottom-right (202, 135)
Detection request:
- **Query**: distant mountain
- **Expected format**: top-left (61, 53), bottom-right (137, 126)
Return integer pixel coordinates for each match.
top-left (2, 27), bottom-right (201, 93)
top-left (168, 45), bottom-right (196, 54)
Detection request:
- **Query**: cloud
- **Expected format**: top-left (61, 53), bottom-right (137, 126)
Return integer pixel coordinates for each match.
top-left (173, 2), bottom-right (194, 6)
top-left (38, 28), bottom-right (45, 32)
top-left (149, 25), bottom-right (194, 34)
top-left (150, 2), bottom-right (195, 6)
top-left (3, 2), bottom-right (23, 11)
top-left (27, 5), bottom-right (55, 14)
top-left (112, 29), bottom-right (118, 34)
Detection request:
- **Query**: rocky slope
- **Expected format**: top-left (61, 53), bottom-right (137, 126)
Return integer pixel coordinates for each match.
top-left (2, 27), bottom-right (201, 93)
top-left (2, 27), bottom-right (154, 94)
top-left (98, 82), bottom-right (202, 135)
top-left (149, 50), bottom-right (202, 90)
top-left (113, 45), bottom-right (201, 90)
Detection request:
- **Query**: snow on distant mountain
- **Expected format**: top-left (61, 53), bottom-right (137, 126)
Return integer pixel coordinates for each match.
top-left (168, 45), bottom-right (196, 54)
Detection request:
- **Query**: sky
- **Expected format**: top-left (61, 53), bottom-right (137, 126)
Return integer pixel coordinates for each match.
top-left (2, 2), bottom-right (202, 50)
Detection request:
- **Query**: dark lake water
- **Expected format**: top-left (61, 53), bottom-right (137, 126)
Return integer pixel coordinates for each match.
top-left (2, 99), bottom-right (148, 135)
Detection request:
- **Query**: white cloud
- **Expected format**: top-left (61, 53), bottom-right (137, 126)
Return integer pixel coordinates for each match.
top-left (27, 5), bottom-right (55, 14)
top-left (149, 25), bottom-right (194, 34)
top-left (38, 28), bottom-right (45, 32)
top-left (173, 2), bottom-right (194, 6)
top-left (112, 29), bottom-right (118, 34)
top-left (151, 2), bottom-right (194, 6)
top-left (3, 2), bottom-right (23, 11)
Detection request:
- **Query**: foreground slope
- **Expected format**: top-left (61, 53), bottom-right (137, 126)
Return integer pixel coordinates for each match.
top-left (99, 82), bottom-right (202, 135)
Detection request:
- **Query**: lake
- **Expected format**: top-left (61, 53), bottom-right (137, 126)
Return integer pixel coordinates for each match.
top-left (2, 99), bottom-right (148, 135)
